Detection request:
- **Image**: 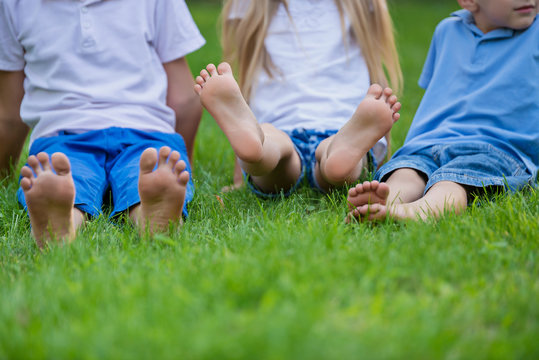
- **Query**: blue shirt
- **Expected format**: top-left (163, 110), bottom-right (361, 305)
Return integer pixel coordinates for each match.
top-left (395, 10), bottom-right (539, 180)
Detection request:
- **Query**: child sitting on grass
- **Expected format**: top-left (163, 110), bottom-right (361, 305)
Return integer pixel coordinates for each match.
top-left (347, 0), bottom-right (538, 221)
top-left (194, 0), bottom-right (401, 197)
top-left (0, 0), bottom-right (205, 247)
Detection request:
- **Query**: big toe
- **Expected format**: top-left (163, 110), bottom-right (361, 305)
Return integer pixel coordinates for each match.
top-left (375, 183), bottom-right (390, 199)
top-left (51, 153), bottom-right (71, 175)
top-left (217, 62), bottom-right (233, 75)
top-left (366, 84), bottom-right (384, 99)
top-left (140, 148), bottom-right (158, 174)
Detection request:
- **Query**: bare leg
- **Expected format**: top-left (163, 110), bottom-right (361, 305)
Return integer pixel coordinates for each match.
top-left (195, 62), bottom-right (301, 193)
top-left (347, 169), bottom-right (467, 221)
top-left (315, 84), bottom-right (401, 188)
top-left (221, 158), bottom-right (244, 192)
top-left (129, 146), bottom-right (190, 234)
top-left (20, 152), bottom-right (85, 247)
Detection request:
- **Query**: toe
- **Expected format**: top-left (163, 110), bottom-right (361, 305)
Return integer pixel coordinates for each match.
top-left (21, 165), bottom-right (34, 180)
top-left (200, 69), bottom-right (210, 81)
top-left (177, 169), bottom-right (190, 186)
top-left (194, 84), bottom-right (202, 95)
top-left (376, 183), bottom-right (391, 198)
top-left (217, 62), bottom-right (233, 75)
top-left (367, 84), bottom-right (383, 98)
top-left (174, 160), bottom-right (187, 177)
top-left (51, 153), bottom-right (71, 176)
top-left (140, 148), bottom-right (158, 174)
top-left (158, 146), bottom-right (171, 167)
top-left (168, 150), bottom-right (180, 169)
top-left (383, 87), bottom-right (393, 97)
top-left (206, 63), bottom-right (218, 76)
top-left (362, 181), bottom-right (372, 192)
top-left (27, 156), bottom-right (41, 175)
top-left (359, 204), bottom-right (373, 216)
top-left (387, 94), bottom-right (398, 106)
top-left (20, 177), bottom-right (32, 191)
top-left (195, 75), bottom-right (205, 86)
top-left (36, 152), bottom-right (51, 171)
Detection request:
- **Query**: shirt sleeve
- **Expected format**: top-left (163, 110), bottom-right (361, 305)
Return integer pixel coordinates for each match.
top-left (417, 26), bottom-right (439, 90)
top-left (153, 0), bottom-right (205, 63)
top-left (0, 0), bottom-right (25, 71)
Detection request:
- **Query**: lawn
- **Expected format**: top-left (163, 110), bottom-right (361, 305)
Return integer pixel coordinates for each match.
top-left (1, 1), bottom-right (538, 359)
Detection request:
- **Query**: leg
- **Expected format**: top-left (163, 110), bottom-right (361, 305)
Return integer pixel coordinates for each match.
top-left (129, 146), bottom-right (190, 234)
top-left (20, 152), bottom-right (85, 247)
top-left (195, 62), bottom-right (301, 193)
top-left (315, 84), bottom-right (401, 187)
top-left (221, 158), bottom-right (244, 192)
top-left (0, 70), bottom-right (29, 178)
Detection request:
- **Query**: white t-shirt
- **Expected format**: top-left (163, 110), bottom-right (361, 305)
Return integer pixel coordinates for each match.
top-left (0, 0), bottom-right (205, 144)
top-left (229, 0), bottom-right (386, 161)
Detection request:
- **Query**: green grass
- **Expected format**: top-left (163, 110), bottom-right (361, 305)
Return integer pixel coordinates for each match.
top-left (1, 1), bottom-right (538, 359)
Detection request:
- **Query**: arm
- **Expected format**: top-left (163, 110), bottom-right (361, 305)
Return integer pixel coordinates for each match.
top-left (0, 70), bottom-right (29, 177)
top-left (163, 57), bottom-right (202, 165)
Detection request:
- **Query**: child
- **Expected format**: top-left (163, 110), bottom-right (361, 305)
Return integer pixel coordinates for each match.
top-left (0, 0), bottom-right (205, 246)
top-left (347, 0), bottom-right (538, 221)
top-left (194, 0), bottom-right (402, 196)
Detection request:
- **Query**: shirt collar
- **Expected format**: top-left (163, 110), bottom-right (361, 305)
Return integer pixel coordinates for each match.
top-left (451, 9), bottom-right (515, 40)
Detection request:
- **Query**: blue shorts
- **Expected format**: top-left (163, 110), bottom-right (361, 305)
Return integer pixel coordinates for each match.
top-left (17, 127), bottom-right (194, 218)
top-left (246, 128), bottom-right (377, 197)
top-left (376, 143), bottom-right (533, 193)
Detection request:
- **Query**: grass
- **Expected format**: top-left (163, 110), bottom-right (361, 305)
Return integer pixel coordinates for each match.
top-left (1, 1), bottom-right (538, 359)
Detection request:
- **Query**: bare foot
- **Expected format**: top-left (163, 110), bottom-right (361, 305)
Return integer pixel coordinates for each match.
top-left (20, 152), bottom-right (76, 247)
top-left (194, 62), bottom-right (265, 163)
top-left (322, 84), bottom-right (401, 182)
top-left (136, 146), bottom-right (190, 234)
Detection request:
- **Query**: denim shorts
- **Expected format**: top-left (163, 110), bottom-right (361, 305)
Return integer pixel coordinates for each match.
top-left (375, 143), bottom-right (533, 193)
top-left (17, 127), bottom-right (194, 218)
top-left (245, 128), bottom-right (376, 197)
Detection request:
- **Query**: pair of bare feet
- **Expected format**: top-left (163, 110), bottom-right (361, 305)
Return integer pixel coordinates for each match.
top-left (346, 177), bottom-right (469, 222)
top-left (194, 62), bottom-right (401, 190)
top-left (20, 146), bottom-right (189, 247)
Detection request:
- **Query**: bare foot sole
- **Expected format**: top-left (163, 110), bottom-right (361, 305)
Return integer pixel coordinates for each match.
top-left (137, 146), bottom-right (190, 234)
top-left (194, 62), bottom-right (265, 163)
top-left (323, 84), bottom-right (401, 181)
top-left (20, 152), bottom-right (76, 247)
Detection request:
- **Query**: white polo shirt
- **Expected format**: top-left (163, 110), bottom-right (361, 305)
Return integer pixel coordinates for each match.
top-left (0, 0), bottom-right (205, 144)
top-left (229, 0), bottom-right (386, 162)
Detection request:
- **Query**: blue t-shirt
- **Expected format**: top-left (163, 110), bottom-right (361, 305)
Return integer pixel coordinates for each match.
top-left (395, 10), bottom-right (539, 180)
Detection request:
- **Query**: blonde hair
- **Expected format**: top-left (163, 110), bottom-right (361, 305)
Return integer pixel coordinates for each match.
top-left (222, 0), bottom-right (402, 101)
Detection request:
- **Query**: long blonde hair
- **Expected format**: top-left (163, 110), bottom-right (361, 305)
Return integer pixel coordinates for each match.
top-left (222, 0), bottom-right (402, 101)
